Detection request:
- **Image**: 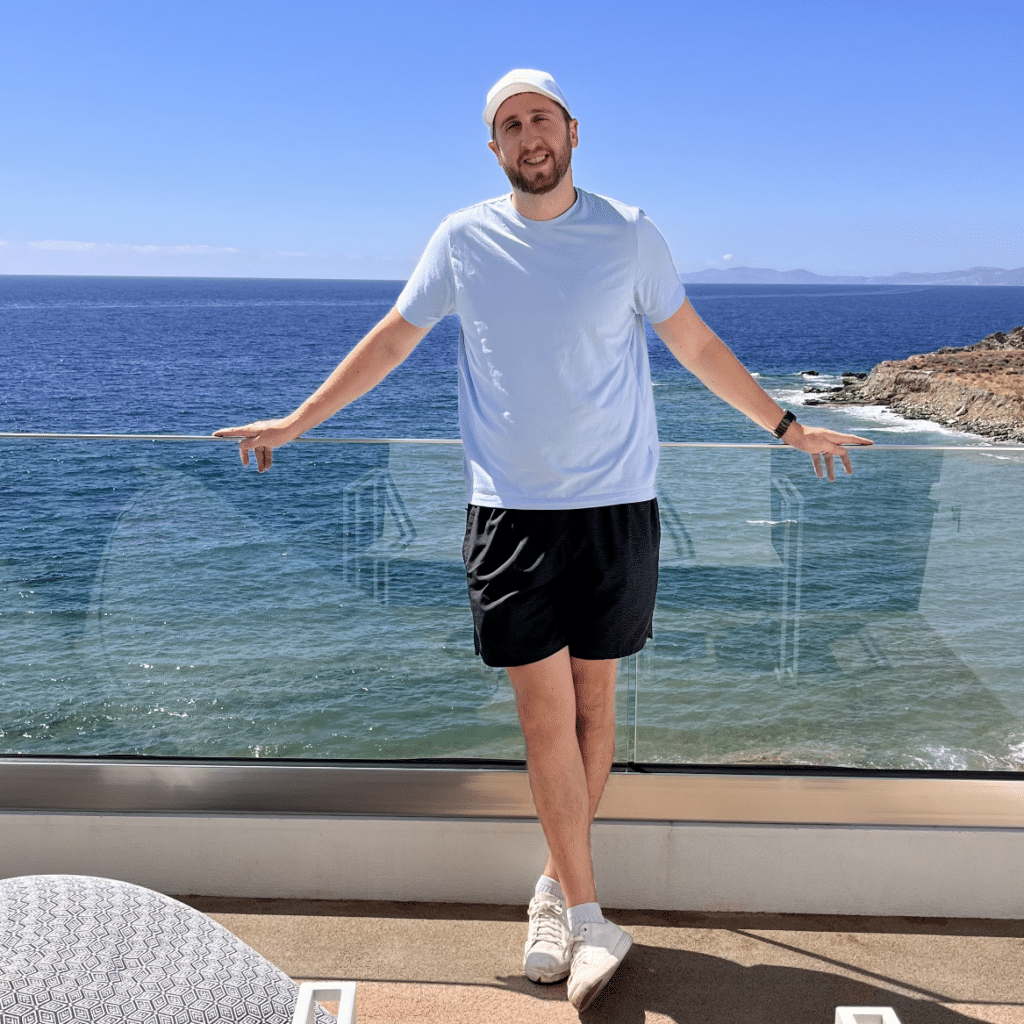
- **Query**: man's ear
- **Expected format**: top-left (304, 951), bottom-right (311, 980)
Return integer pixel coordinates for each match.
top-left (569, 119), bottom-right (579, 149)
top-left (487, 139), bottom-right (501, 161)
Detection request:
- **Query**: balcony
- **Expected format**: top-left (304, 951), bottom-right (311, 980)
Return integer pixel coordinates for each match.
top-left (3, 434), bottom-right (1024, 1019)
top-left (0, 436), bottom-right (1022, 899)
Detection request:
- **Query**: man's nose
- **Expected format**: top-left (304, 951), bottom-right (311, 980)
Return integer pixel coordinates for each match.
top-left (521, 122), bottom-right (544, 146)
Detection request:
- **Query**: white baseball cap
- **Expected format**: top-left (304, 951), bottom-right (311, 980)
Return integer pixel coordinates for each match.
top-left (483, 69), bottom-right (572, 128)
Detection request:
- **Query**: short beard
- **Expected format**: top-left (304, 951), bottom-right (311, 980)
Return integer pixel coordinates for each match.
top-left (500, 130), bottom-right (572, 196)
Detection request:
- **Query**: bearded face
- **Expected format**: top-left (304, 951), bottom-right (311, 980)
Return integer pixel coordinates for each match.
top-left (490, 96), bottom-right (576, 197)
top-left (497, 118), bottom-right (573, 195)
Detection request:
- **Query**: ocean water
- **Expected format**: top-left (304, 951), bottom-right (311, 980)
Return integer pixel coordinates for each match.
top-left (2, 276), bottom-right (1023, 768)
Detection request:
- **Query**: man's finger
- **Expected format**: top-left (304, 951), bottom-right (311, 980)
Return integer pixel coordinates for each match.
top-left (825, 453), bottom-right (835, 482)
top-left (811, 452), bottom-right (823, 479)
top-left (240, 444), bottom-right (250, 467)
top-left (832, 432), bottom-right (873, 447)
top-left (840, 449), bottom-right (853, 475)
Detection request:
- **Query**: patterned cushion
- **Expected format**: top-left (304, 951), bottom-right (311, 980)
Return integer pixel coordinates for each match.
top-left (0, 875), bottom-right (333, 1024)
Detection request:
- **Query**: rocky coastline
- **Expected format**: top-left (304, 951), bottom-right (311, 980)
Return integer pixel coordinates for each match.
top-left (805, 325), bottom-right (1024, 442)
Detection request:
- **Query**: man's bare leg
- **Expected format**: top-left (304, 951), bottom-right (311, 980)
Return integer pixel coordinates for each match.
top-left (545, 653), bottom-right (618, 886)
top-left (506, 649), bottom-right (618, 908)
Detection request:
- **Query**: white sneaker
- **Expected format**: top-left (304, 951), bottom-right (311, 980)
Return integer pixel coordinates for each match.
top-left (523, 892), bottom-right (571, 983)
top-left (566, 919), bottom-right (633, 1011)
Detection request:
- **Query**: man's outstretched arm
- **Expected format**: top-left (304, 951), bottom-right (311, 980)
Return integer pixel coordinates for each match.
top-left (652, 298), bottom-right (872, 480)
top-left (214, 306), bottom-right (430, 472)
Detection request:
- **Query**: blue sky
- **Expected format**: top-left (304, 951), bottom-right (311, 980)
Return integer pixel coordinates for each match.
top-left (2, 0), bottom-right (1021, 279)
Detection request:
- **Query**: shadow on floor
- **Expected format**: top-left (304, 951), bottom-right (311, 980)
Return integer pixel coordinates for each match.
top-left (495, 944), bottom-right (993, 1024)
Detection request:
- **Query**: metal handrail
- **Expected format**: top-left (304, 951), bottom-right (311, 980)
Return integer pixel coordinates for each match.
top-left (2, 432), bottom-right (1022, 451)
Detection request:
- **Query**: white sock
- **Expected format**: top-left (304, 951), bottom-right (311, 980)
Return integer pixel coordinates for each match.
top-left (534, 875), bottom-right (564, 900)
top-left (567, 902), bottom-right (605, 931)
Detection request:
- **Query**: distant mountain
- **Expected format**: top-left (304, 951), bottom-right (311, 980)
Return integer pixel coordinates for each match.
top-left (678, 266), bottom-right (1024, 286)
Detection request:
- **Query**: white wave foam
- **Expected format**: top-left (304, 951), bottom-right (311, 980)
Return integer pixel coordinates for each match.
top-left (901, 743), bottom-right (1024, 772)
top-left (765, 394), bottom-right (989, 442)
top-left (772, 388), bottom-right (814, 406)
top-left (798, 371), bottom-right (845, 383)
top-left (845, 405), bottom-right (987, 439)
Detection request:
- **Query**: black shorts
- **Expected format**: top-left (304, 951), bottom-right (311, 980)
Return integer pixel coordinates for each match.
top-left (462, 500), bottom-right (660, 668)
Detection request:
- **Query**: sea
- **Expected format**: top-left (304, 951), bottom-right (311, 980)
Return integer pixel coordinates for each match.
top-left (2, 276), bottom-right (1023, 769)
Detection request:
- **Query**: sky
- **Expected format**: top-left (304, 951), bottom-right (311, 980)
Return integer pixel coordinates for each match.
top-left (1, 0), bottom-right (1021, 280)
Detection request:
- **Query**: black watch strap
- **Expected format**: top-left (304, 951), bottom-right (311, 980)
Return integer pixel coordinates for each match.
top-left (773, 410), bottom-right (796, 438)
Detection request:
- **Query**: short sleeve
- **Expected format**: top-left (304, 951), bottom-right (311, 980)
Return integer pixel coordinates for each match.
top-left (633, 211), bottom-right (686, 324)
top-left (396, 219), bottom-right (457, 328)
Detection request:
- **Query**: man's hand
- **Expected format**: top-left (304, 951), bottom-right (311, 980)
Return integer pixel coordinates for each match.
top-left (212, 307), bottom-right (430, 475)
top-left (213, 418), bottom-right (300, 473)
top-left (781, 422), bottom-right (873, 481)
top-left (653, 299), bottom-right (873, 479)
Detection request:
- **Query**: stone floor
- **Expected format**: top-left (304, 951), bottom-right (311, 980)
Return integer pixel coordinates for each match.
top-left (184, 896), bottom-right (1024, 1023)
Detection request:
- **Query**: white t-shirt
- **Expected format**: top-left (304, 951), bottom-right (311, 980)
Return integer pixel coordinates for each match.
top-left (397, 188), bottom-right (686, 509)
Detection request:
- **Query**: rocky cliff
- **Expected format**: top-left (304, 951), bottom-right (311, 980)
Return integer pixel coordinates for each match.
top-left (808, 325), bottom-right (1024, 442)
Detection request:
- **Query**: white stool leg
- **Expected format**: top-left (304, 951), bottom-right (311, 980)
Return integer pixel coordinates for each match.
top-left (835, 1009), bottom-right (902, 1024)
top-left (292, 981), bottom-right (357, 1024)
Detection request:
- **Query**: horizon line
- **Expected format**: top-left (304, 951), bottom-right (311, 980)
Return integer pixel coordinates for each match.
top-left (3, 266), bottom-right (1023, 285)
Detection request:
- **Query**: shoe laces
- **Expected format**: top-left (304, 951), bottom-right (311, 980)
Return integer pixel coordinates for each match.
top-left (527, 895), bottom-right (567, 946)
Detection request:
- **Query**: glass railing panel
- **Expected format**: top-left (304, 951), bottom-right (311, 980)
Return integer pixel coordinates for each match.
top-left (0, 436), bottom-right (641, 761)
top-left (4, 437), bottom-right (1022, 770)
top-left (637, 444), bottom-right (1024, 769)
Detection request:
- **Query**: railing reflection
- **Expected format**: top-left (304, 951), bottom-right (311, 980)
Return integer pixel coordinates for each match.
top-left (641, 443), bottom-right (1024, 769)
top-left (1, 434), bottom-right (1022, 770)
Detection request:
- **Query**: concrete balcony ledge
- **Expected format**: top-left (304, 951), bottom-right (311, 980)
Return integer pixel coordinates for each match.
top-left (4, 811), bottom-right (1024, 920)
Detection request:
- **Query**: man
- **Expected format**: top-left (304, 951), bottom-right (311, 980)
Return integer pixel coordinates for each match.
top-left (216, 69), bottom-right (871, 1011)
